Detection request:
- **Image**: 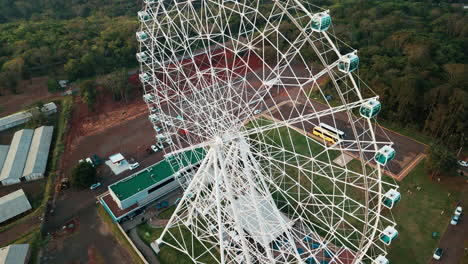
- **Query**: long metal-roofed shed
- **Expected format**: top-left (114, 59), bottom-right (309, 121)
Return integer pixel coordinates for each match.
top-left (0, 244), bottom-right (30, 264)
top-left (0, 189), bottom-right (32, 224)
top-left (0, 145), bottom-right (9, 173)
top-left (0, 129), bottom-right (34, 186)
top-left (22, 126), bottom-right (54, 181)
top-left (108, 148), bottom-right (205, 211)
top-left (0, 102), bottom-right (57, 132)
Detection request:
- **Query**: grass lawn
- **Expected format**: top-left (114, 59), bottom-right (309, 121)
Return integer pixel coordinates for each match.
top-left (384, 159), bottom-right (464, 263)
top-left (137, 223), bottom-right (219, 264)
top-left (248, 116), bottom-right (465, 263)
top-left (158, 205), bottom-right (178, 219)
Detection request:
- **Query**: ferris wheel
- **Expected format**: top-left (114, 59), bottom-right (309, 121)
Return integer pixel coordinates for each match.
top-left (137, 1), bottom-right (400, 263)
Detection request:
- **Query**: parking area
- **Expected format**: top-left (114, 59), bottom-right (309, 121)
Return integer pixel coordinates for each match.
top-left (263, 99), bottom-right (426, 180)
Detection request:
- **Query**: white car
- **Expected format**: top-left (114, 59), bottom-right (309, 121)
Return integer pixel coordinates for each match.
top-left (129, 162), bottom-right (140, 170)
top-left (167, 138), bottom-right (174, 145)
top-left (454, 206), bottom-right (462, 216)
top-left (433, 248), bottom-right (443, 260)
top-left (457, 160), bottom-right (468, 167)
top-left (151, 145), bottom-right (159, 152)
top-left (253, 109), bottom-right (262, 115)
top-left (90, 182), bottom-right (101, 190)
top-left (85, 157), bottom-right (94, 167)
top-left (450, 214), bottom-right (460, 225)
top-left (156, 142), bottom-right (164, 149)
top-left (79, 159), bottom-right (84, 163)
top-left (150, 106), bottom-right (158, 113)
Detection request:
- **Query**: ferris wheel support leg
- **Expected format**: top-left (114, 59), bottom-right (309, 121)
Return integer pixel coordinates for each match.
top-left (155, 148), bottom-right (216, 247)
top-left (216, 142), bottom-right (255, 264)
top-left (238, 138), bottom-right (304, 263)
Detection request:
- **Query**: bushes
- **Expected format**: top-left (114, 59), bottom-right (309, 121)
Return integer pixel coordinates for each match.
top-left (70, 162), bottom-right (97, 189)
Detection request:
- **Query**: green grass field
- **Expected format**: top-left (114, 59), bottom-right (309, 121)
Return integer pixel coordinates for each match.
top-left (137, 223), bottom-right (218, 264)
top-left (249, 117), bottom-right (465, 263)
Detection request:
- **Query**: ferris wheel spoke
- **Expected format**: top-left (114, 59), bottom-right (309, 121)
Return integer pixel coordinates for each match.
top-left (241, 96), bottom-right (377, 138)
top-left (139, 1), bottom-right (399, 263)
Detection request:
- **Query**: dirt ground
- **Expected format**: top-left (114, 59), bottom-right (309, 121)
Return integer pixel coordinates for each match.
top-left (0, 77), bottom-right (56, 116)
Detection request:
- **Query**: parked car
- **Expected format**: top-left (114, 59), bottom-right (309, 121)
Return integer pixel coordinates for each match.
top-left (129, 162), bottom-right (140, 170)
top-left (166, 138), bottom-right (174, 146)
top-left (454, 206), bottom-right (462, 216)
top-left (86, 157), bottom-right (94, 167)
top-left (150, 106), bottom-right (158, 113)
top-left (90, 182), bottom-right (101, 190)
top-left (85, 157), bottom-right (94, 167)
top-left (79, 159), bottom-right (84, 163)
top-left (156, 142), bottom-right (164, 149)
top-left (253, 109), bottom-right (262, 115)
top-left (433, 248), bottom-right (443, 260)
top-left (151, 145), bottom-right (159, 152)
top-left (457, 160), bottom-right (468, 167)
top-left (450, 214), bottom-right (460, 225)
top-left (92, 154), bottom-right (102, 166)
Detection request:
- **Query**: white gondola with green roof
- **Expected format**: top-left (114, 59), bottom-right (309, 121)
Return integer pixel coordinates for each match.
top-left (136, 31), bottom-right (149, 42)
top-left (382, 189), bottom-right (401, 209)
top-left (136, 51), bottom-right (149, 63)
top-left (374, 145), bottom-right (396, 166)
top-left (380, 226), bottom-right (398, 245)
top-left (143, 93), bottom-right (155, 103)
top-left (310, 11), bottom-right (331, 32)
top-left (360, 98), bottom-right (381, 119)
top-left (338, 51), bottom-right (359, 73)
top-left (138, 11), bottom-right (150, 22)
top-left (139, 72), bottom-right (151, 83)
top-left (373, 255), bottom-right (389, 264)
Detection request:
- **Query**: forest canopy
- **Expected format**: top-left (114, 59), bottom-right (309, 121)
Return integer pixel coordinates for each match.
top-left (0, 0), bottom-right (466, 149)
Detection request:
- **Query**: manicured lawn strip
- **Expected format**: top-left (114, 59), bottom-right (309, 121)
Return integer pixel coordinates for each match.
top-left (158, 205), bottom-right (178, 220)
top-left (385, 159), bottom-right (462, 264)
top-left (96, 205), bottom-right (145, 264)
top-left (137, 223), bottom-right (218, 264)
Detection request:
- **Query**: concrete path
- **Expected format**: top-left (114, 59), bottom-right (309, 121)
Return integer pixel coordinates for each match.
top-left (129, 228), bottom-right (160, 264)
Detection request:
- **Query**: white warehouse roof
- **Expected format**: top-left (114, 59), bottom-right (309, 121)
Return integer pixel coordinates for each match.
top-left (0, 102), bottom-right (57, 132)
top-left (23, 126), bottom-right (54, 179)
top-left (0, 145), bottom-right (9, 173)
top-left (0, 189), bottom-right (32, 224)
top-left (0, 130), bottom-right (34, 185)
top-left (0, 244), bottom-right (30, 264)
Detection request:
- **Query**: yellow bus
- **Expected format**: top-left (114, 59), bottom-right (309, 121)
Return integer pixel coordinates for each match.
top-left (312, 126), bottom-right (339, 144)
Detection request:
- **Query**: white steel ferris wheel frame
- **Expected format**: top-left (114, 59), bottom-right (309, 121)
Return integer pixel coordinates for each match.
top-left (137, 0), bottom-right (399, 263)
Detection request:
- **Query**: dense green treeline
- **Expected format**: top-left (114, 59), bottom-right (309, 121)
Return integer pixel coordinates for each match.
top-left (0, 0), bottom-right (466, 149)
top-left (325, 0), bottom-right (467, 149)
top-left (0, 16), bottom-right (138, 93)
top-left (0, 0), bottom-right (141, 22)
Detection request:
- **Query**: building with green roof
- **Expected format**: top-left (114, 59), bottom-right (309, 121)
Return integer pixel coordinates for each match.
top-left (107, 148), bottom-right (205, 211)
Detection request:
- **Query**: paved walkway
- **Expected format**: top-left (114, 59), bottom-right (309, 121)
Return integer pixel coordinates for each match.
top-left (129, 228), bottom-right (160, 264)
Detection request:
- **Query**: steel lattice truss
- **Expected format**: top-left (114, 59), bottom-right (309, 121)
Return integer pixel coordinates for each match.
top-left (137, 0), bottom-right (399, 263)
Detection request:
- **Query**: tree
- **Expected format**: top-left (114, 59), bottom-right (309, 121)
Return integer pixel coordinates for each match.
top-left (425, 144), bottom-right (457, 178)
top-left (79, 80), bottom-right (98, 110)
top-left (47, 77), bottom-right (61, 93)
top-left (70, 162), bottom-right (97, 189)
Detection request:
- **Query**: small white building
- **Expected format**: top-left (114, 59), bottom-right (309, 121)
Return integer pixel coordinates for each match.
top-left (109, 153), bottom-right (125, 165)
top-left (0, 189), bottom-right (32, 224)
top-left (0, 244), bottom-right (30, 264)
